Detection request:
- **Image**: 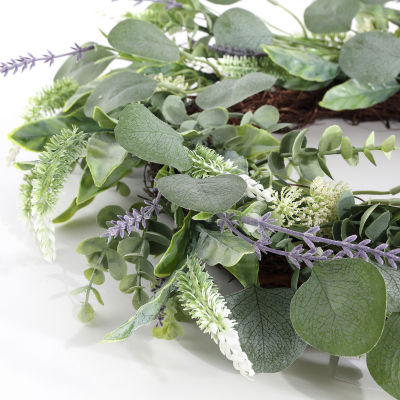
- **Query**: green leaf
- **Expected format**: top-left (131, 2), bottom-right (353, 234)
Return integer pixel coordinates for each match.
top-left (132, 288), bottom-right (150, 310)
top-left (9, 116), bottom-right (69, 152)
top-left (161, 95), bottom-right (188, 125)
top-left (318, 125), bottom-right (343, 153)
top-left (84, 71), bottom-right (157, 117)
top-left (339, 32), bottom-right (400, 84)
top-left (117, 237), bottom-right (149, 263)
top-left (252, 105), bottom-right (279, 129)
top-left (55, 44), bottom-right (114, 85)
top-left (290, 259), bottom-right (386, 356)
top-left (337, 190), bottom-right (355, 219)
top-left (93, 107), bottom-right (118, 129)
top-left (77, 157), bottom-right (139, 204)
top-left (359, 204), bottom-right (379, 235)
top-left (86, 132), bottom-right (127, 187)
top-left (119, 274), bottom-right (138, 294)
top-left (84, 268), bottom-right (105, 285)
top-left (194, 225), bottom-right (254, 267)
top-left (319, 79), bottom-right (400, 111)
top-left (196, 73), bottom-right (276, 109)
top-left (63, 81), bottom-right (97, 113)
top-left (91, 287), bottom-right (104, 306)
top-left (382, 135), bottom-right (396, 152)
top-left (115, 103), bottom-right (192, 171)
top-left (227, 286), bottom-right (306, 373)
top-left (96, 205), bottom-right (125, 229)
top-left (263, 45), bottom-right (338, 82)
top-left (108, 19), bottom-right (179, 62)
top-left (157, 174), bottom-right (246, 213)
top-left (367, 313), bottom-right (400, 400)
top-left (376, 265), bottom-right (400, 314)
top-left (340, 136), bottom-right (358, 165)
top-left (214, 8), bottom-right (272, 52)
top-left (233, 124), bottom-right (280, 159)
top-left (106, 248), bottom-right (127, 281)
top-left (298, 152), bottom-right (325, 182)
top-left (291, 129), bottom-right (307, 165)
top-left (102, 270), bottom-right (181, 342)
top-left (304, 0), bottom-right (360, 33)
top-left (77, 237), bottom-right (108, 256)
top-left (197, 107), bottom-right (229, 128)
top-left (223, 253), bottom-right (259, 287)
top-left (365, 210), bottom-right (391, 241)
top-left (78, 303), bottom-right (95, 323)
top-left (154, 212), bottom-right (192, 277)
top-left (53, 197), bottom-right (94, 224)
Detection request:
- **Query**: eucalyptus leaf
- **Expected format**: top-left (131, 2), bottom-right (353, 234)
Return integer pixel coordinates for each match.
top-left (106, 248), bottom-right (127, 281)
top-left (263, 45), bottom-right (338, 82)
top-left (86, 132), bottom-right (127, 187)
top-left (197, 107), bottom-right (229, 128)
top-left (227, 286), bottom-right (306, 373)
top-left (93, 107), bottom-right (118, 129)
top-left (367, 313), bottom-right (400, 400)
top-left (195, 225), bottom-right (254, 267)
top-left (365, 210), bottom-right (391, 241)
top-left (290, 259), bottom-right (386, 356)
top-left (339, 32), bottom-right (400, 84)
top-left (84, 71), bottom-right (157, 117)
top-left (96, 205), bottom-right (125, 229)
top-left (319, 79), bottom-right (400, 111)
top-left (318, 125), bottom-right (343, 153)
top-left (196, 73), bottom-right (276, 109)
top-left (102, 269), bottom-right (181, 342)
top-left (214, 8), bottom-right (272, 52)
top-left (376, 265), bottom-right (400, 313)
top-left (108, 19), bottom-right (179, 62)
top-left (115, 103), bottom-right (192, 171)
top-left (161, 95), bottom-right (188, 125)
top-left (55, 44), bottom-right (114, 85)
top-left (304, 0), bottom-right (360, 33)
top-left (157, 174), bottom-right (246, 213)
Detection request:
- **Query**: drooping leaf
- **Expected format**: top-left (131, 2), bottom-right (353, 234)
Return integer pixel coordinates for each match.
top-left (115, 103), bottom-right (192, 171)
top-left (224, 253), bottom-right (259, 287)
top-left (194, 225), bottom-right (254, 267)
top-left (93, 107), bottom-right (118, 129)
top-left (214, 8), bottom-right (273, 52)
top-left (84, 71), bottom-right (157, 117)
top-left (196, 73), bottom-right (276, 109)
top-left (304, 0), bottom-right (360, 33)
top-left (339, 32), bottom-right (400, 84)
top-left (53, 197), bottom-right (94, 224)
top-left (157, 174), bottom-right (246, 213)
top-left (108, 19), bottom-right (180, 62)
top-left (86, 132), bottom-right (127, 187)
top-left (319, 79), bottom-right (400, 111)
top-left (55, 43), bottom-right (115, 85)
top-left (367, 313), bottom-right (400, 400)
top-left (227, 286), bottom-right (307, 373)
top-left (290, 259), bottom-right (386, 356)
top-left (102, 269), bottom-right (181, 342)
top-left (263, 45), bottom-right (338, 82)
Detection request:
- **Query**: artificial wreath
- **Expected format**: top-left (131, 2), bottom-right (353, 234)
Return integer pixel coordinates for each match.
top-left (4, 0), bottom-right (400, 398)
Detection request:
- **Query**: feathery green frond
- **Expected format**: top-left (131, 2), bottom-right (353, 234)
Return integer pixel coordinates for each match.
top-left (23, 77), bottom-right (79, 122)
top-left (187, 145), bottom-right (238, 179)
top-left (22, 127), bottom-right (87, 261)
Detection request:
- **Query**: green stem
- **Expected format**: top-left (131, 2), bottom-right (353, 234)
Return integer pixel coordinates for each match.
top-left (180, 50), bottom-right (222, 79)
top-left (363, 198), bottom-right (400, 206)
top-left (85, 249), bottom-right (106, 304)
top-left (266, 0), bottom-right (308, 38)
top-left (354, 185), bottom-right (400, 196)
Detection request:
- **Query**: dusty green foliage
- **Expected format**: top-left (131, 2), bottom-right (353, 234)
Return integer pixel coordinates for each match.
top-left (23, 77), bottom-right (78, 122)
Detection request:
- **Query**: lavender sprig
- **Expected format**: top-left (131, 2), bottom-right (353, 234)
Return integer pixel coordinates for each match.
top-left (0, 43), bottom-right (94, 77)
top-left (113, 0), bottom-right (183, 9)
top-left (217, 213), bottom-right (400, 269)
top-left (102, 191), bottom-right (162, 243)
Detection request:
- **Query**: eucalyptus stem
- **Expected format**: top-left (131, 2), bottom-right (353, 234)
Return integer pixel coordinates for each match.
top-left (354, 185), bottom-right (400, 196)
top-left (85, 249), bottom-right (106, 304)
top-left (180, 49), bottom-right (222, 79)
top-left (266, 0), bottom-right (308, 38)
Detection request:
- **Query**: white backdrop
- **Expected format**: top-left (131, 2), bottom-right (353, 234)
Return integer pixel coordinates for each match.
top-left (0, 2), bottom-right (398, 400)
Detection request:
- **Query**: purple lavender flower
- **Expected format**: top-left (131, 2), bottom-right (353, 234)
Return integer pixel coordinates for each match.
top-left (0, 44), bottom-right (94, 77)
top-left (102, 192), bottom-right (162, 243)
top-left (217, 212), bottom-right (400, 269)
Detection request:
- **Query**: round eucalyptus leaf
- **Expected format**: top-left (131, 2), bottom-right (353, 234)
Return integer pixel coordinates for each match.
top-left (161, 95), bottom-right (188, 125)
top-left (115, 103), bottom-right (192, 172)
top-left (214, 8), bottom-right (272, 52)
top-left (197, 107), bottom-right (229, 128)
top-left (157, 174), bottom-right (247, 213)
top-left (304, 0), bottom-right (360, 33)
top-left (227, 286), bottom-right (307, 373)
top-left (290, 259), bottom-right (387, 356)
top-left (367, 313), bottom-right (400, 400)
top-left (339, 32), bottom-right (400, 84)
top-left (78, 303), bottom-right (94, 323)
top-left (96, 205), bottom-right (125, 229)
top-left (108, 19), bottom-right (179, 62)
top-left (84, 71), bottom-right (157, 117)
top-left (196, 72), bottom-right (276, 109)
